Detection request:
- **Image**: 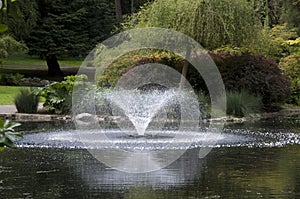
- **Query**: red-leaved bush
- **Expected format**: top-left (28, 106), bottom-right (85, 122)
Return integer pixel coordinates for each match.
top-left (208, 52), bottom-right (290, 109)
top-left (97, 51), bottom-right (290, 110)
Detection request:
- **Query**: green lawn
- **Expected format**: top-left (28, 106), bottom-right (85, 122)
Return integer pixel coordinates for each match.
top-left (0, 86), bottom-right (45, 105)
top-left (0, 86), bottom-right (29, 105)
top-left (2, 54), bottom-right (83, 69)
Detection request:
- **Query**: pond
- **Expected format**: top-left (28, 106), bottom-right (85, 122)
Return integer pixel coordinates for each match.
top-left (1, 115), bottom-right (300, 198)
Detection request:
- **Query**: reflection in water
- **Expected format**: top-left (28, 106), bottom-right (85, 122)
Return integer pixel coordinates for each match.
top-left (1, 146), bottom-right (300, 198)
top-left (74, 149), bottom-right (202, 189)
top-left (0, 116), bottom-right (300, 198)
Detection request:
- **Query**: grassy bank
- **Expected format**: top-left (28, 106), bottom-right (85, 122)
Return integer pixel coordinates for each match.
top-left (2, 54), bottom-right (83, 69)
top-left (0, 86), bottom-right (30, 105)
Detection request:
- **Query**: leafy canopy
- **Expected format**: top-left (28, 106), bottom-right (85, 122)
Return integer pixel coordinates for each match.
top-left (124, 0), bottom-right (262, 50)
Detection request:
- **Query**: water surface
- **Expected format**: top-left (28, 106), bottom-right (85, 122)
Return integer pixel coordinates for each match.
top-left (1, 115), bottom-right (300, 198)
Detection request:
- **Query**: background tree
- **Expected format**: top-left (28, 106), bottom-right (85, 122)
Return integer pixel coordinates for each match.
top-left (248, 0), bottom-right (283, 28)
top-left (4, 0), bottom-right (38, 41)
top-left (124, 0), bottom-right (264, 86)
top-left (27, 0), bottom-right (116, 76)
top-left (281, 0), bottom-right (300, 35)
top-left (115, 0), bottom-right (122, 22)
top-left (129, 0), bottom-right (261, 50)
top-left (0, 0), bottom-right (27, 63)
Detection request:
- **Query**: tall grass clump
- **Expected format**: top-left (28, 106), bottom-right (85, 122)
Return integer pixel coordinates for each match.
top-left (226, 90), bottom-right (262, 117)
top-left (14, 88), bottom-right (39, 113)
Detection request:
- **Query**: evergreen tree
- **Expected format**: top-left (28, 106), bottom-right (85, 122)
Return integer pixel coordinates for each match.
top-left (4, 0), bottom-right (38, 41)
top-left (27, 0), bottom-right (116, 76)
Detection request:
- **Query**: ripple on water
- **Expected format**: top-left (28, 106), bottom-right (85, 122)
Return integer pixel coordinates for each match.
top-left (15, 128), bottom-right (300, 150)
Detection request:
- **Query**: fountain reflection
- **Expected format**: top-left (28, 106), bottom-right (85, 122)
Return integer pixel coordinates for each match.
top-left (73, 149), bottom-right (203, 190)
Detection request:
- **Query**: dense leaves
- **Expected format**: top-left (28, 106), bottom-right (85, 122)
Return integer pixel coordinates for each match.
top-left (279, 55), bottom-right (300, 105)
top-left (4, 0), bottom-right (38, 41)
top-left (0, 35), bottom-right (27, 63)
top-left (26, 0), bottom-right (116, 75)
top-left (124, 0), bottom-right (262, 50)
top-left (210, 52), bottom-right (291, 110)
top-left (97, 50), bottom-right (290, 110)
top-left (35, 75), bottom-right (88, 114)
top-left (0, 119), bottom-right (22, 151)
top-left (0, 72), bottom-right (23, 85)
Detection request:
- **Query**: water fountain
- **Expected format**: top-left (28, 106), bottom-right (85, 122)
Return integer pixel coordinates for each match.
top-left (2, 27), bottom-right (300, 199)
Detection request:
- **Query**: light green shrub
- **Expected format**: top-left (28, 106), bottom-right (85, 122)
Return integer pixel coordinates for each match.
top-left (279, 55), bottom-right (300, 105)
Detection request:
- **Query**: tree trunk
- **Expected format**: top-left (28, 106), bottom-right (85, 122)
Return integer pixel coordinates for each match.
top-left (131, 0), bottom-right (134, 13)
top-left (115, 0), bottom-right (122, 22)
top-left (264, 0), bottom-right (270, 29)
top-left (179, 45), bottom-right (191, 90)
top-left (46, 55), bottom-right (63, 76)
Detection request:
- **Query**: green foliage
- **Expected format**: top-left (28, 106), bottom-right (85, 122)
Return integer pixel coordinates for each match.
top-left (248, 0), bottom-right (283, 28)
top-left (281, 0), bottom-right (300, 35)
top-left (267, 24), bottom-right (300, 60)
top-left (14, 88), bottom-right (39, 113)
top-left (225, 90), bottom-right (262, 117)
top-left (0, 72), bottom-right (24, 85)
top-left (27, 0), bottom-right (116, 59)
top-left (0, 24), bottom-right (8, 32)
top-left (35, 75), bottom-right (88, 114)
top-left (279, 55), bottom-right (300, 105)
top-left (124, 0), bottom-right (262, 50)
top-left (96, 49), bottom-right (290, 110)
top-left (0, 1), bottom-right (18, 34)
top-left (4, 0), bottom-right (38, 41)
top-left (0, 119), bottom-right (22, 151)
top-left (0, 35), bottom-right (27, 63)
top-left (216, 24), bottom-right (299, 62)
top-left (96, 50), bottom-right (182, 87)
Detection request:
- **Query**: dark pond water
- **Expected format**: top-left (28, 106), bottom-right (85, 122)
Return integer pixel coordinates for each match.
top-left (1, 115), bottom-right (300, 198)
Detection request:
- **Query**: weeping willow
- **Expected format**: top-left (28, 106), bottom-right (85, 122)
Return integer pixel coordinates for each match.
top-left (125, 0), bottom-right (262, 50)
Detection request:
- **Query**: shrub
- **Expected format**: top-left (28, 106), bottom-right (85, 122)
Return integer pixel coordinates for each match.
top-left (0, 35), bottom-right (28, 64)
top-left (225, 90), bottom-right (262, 117)
top-left (0, 119), bottom-right (22, 151)
top-left (35, 75), bottom-right (88, 114)
top-left (279, 55), bottom-right (300, 105)
top-left (96, 50), bottom-right (290, 111)
top-left (209, 52), bottom-right (291, 110)
top-left (14, 88), bottom-right (39, 113)
top-left (0, 73), bottom-right (24, 86)
top-left (96, 50), bottom-right (183, 87)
